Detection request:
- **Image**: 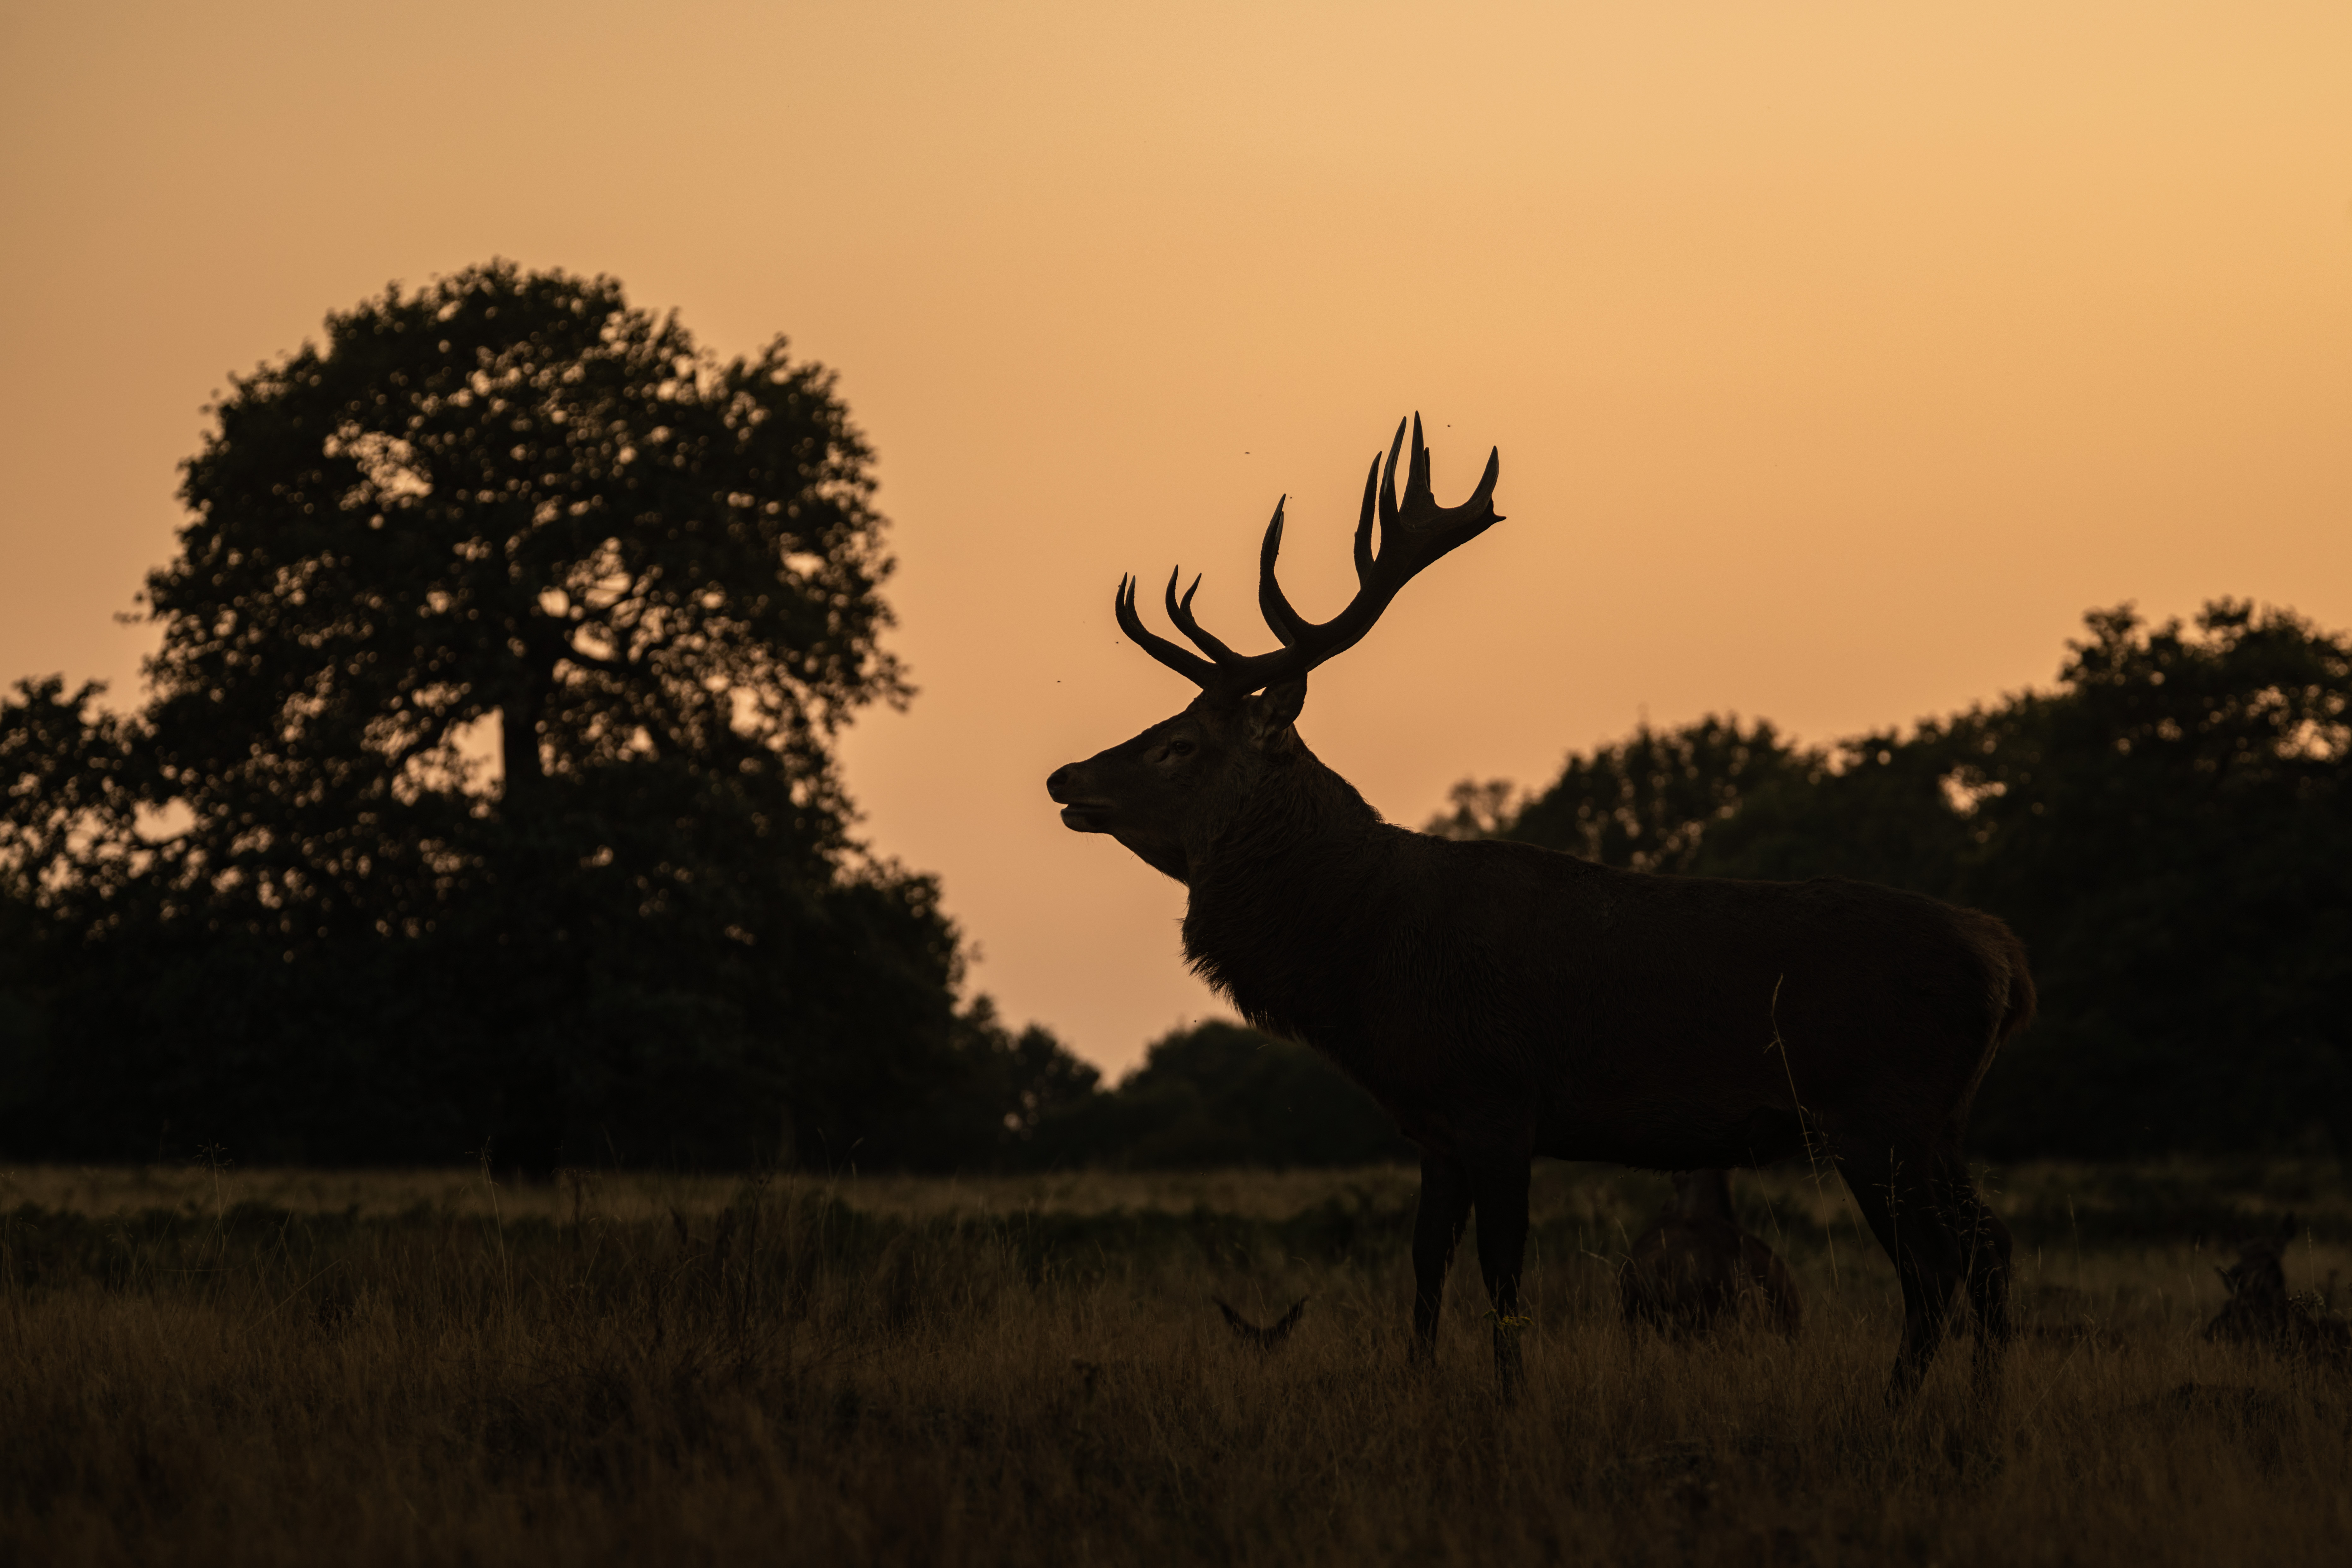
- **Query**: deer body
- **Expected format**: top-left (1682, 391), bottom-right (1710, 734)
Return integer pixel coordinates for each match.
top-left (1049, 417), bottom-right (2031, 1397)
top-left (1187, 797), bottom-right (2017, 1170)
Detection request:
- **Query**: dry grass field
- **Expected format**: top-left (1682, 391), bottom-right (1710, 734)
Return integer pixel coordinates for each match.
top-left (3, 1157), bottom-right (2348, 1566)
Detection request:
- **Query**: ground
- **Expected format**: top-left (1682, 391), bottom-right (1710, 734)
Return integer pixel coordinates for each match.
top-left (2, 1157), bottom-right (2346, 1565)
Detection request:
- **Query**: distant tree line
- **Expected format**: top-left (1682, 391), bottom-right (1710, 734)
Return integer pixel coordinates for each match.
top-left (1429, 601), bottom-right (2352, 1160)
top-left (1018, 1019), bottom-right (1412, 1170)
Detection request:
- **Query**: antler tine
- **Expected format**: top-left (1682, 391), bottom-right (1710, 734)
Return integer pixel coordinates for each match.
top-left (1351, 456), bottom-right (1379, 585)
top-left (1164, 569), bottom-right (1248, 664)
top-left (1469, 443), bottom-right (1501, 511)
top-left (1257, 497), bottom-right (1309, 648)
top-left (1115, 574), bottom-right (1220, 688)
top-left (1407, 411), bottom-right (1434, 509)
top-left (1260, 473), bottom-right (1383, 651)
top-left (1377, 416), bottom-right (1407, 531)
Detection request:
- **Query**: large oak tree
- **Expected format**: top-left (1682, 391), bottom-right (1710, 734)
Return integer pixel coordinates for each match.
top-left (2, 262), bottom-right (1062, 1168)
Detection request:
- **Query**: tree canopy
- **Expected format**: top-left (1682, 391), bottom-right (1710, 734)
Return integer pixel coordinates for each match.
top-left (1, 262), bottom-right (1082, 1170)
top-left (150, 261), bottom-right (899, 844)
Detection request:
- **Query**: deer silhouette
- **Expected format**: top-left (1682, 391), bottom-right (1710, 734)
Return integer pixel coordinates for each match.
top-left (2203, 1218), bottom-right (2350, 1368)
top-left (1046, 416), bottom-right (2033, 1398)
top-left (1620, 1170), bottom-right (1803, 1338)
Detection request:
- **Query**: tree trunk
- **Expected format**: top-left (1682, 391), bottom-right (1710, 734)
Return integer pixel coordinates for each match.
top-left (499, 677), bottom-right (546, 805)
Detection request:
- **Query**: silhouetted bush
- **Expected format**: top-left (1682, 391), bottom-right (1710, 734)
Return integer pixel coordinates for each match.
top-left (1025, 1021), bottom-right (1414, 1170)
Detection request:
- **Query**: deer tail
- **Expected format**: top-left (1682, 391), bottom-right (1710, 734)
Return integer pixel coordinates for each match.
top-left (1948, 916), bottom-right (2036, 1143)
top-left (1994, 926), bottom-right (2037, 1045)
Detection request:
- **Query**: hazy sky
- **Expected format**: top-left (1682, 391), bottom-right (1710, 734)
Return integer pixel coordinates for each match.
top-left (4, 3), bottom-right (2348, 1074)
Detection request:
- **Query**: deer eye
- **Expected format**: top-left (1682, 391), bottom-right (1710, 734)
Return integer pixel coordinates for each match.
top-left (1167, 738), bottom-right (1196, 759)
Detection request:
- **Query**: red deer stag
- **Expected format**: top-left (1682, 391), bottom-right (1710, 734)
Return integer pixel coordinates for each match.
top-left (1621, 1170), bottom-right (1804, 1338)
top-left (1045, 416), bottom-right (2034, 1397)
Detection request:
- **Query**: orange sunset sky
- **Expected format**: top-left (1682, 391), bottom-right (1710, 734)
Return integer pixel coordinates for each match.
top-left (3, 3), bottom-right (2348, 1075)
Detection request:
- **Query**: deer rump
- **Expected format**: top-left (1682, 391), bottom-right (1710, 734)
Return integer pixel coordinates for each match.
top-left (1050, 415), bottom-right (2032, 1398)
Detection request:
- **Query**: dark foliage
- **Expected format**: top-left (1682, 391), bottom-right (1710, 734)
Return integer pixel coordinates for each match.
top-left (1026, 1021), bottom-right (1413, 1170)
top-left (1440, 600), bottom-right (2352, 1159)
top-left (0, 262), bottom-right (1090, 1170)
top-left (1429, 714), bottom-right (1809, 874)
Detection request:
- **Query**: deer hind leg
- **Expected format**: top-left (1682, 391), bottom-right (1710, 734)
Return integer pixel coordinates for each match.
top-left (1836, 1141), bottom-right (1968, 1403)
top-left (1467, 1155), bottom-right (1533, 1397)
top-left (1410, 1150), bottom-right (1473, 1366)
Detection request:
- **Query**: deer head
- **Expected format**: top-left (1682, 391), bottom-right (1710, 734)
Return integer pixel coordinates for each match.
top-left (1046, 415), bottom-right (1501, 882)
top-left (2216, 1214), bottom-right (2297, 1303)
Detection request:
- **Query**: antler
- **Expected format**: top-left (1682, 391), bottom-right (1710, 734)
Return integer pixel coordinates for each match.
top-left (1115, 414), bottom-right (1502, 699)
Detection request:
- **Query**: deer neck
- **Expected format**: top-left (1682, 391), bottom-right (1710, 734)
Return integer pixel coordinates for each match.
top-left (1179, 747), bottom-right (1389, 1049)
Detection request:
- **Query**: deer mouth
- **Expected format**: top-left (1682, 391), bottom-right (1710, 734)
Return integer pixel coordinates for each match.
top-left (1045, 766), bottom-right (1113, 831)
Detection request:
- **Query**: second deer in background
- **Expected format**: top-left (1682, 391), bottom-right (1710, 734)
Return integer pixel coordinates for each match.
top-left (2202, 1218), bottom-right (2350, 1368)
top-left (1621, 1170), bottom-right (1804, 1339)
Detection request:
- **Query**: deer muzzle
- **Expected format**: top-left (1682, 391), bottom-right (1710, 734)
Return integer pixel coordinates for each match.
top-left (1045, 765), bottom-right (1114, 832)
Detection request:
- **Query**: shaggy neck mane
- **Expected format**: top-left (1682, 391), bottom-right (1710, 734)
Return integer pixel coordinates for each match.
top-left (1180, 742), bottom-right (1390, 1057)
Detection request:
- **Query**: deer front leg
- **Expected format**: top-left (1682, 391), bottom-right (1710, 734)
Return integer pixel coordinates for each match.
top-left (1469, 1156), bottom-right (1533, 1397)
top-left (1410, 1149), bottom-right (1473, 1365)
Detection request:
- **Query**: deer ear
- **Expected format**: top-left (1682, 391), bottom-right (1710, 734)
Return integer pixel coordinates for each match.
top-left (1245, 677), bottom-right (1308, 746)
